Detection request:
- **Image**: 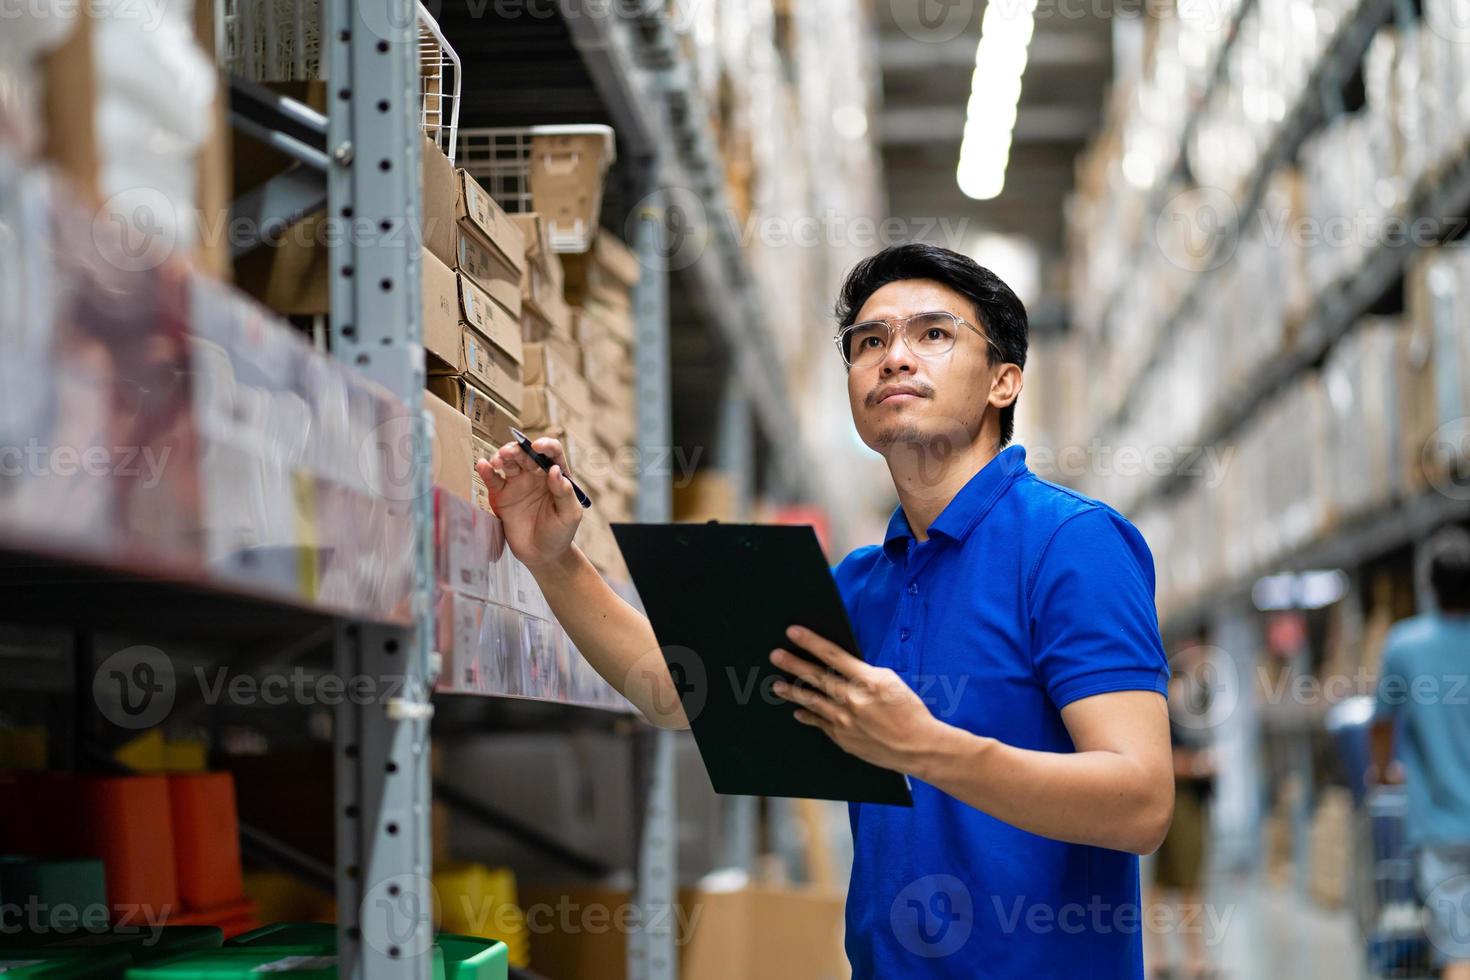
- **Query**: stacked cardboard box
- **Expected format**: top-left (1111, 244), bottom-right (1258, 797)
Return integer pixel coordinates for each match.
top-left (424, 159), bottom-right (528, 506)
top-left (566, 232), bottom-right (641, 514)
top-left (490, 221), bottom-right (639, 579)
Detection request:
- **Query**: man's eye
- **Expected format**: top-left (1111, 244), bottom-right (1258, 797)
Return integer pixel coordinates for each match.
top-left (926, 328), bottom-right (946, 340)
top-left (860, 336), bottom-right (883, 348)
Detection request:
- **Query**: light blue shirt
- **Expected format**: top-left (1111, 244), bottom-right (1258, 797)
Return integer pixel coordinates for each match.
top-left (1374, 613), bottom-right (1470, 846)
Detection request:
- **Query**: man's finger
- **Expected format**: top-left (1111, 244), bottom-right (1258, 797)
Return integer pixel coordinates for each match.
top-left (793, 709), bottom-right (833, 734)
top-left (774, 679), bottom-right (846, 724)
top-left (785, 625), bottom-right (868, 679)
top-left (532, 437), bottom-right (572, 476)
top-left (770, 648), bottom-right (849, 701)
top-left (476, 458), bottom-right (506, 493)
top-left (548, 464), bottom-right (581, 522)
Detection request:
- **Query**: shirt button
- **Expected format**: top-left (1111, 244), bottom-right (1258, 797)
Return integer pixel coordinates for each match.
top-left (908, 582), bottom-right (919, 595)
top-left (899, 628), bottom-right (911, 642)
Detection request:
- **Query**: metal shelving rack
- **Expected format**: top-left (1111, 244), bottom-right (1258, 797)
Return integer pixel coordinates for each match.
top-left (0, 0), bottom-right (817, 975)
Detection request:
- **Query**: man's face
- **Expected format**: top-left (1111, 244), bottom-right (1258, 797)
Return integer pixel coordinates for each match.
top-left (844, 278), bottom-right (1008, 453)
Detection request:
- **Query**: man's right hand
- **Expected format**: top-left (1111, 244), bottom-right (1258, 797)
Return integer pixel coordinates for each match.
top-left (476, 437), bottom-right (583, 569)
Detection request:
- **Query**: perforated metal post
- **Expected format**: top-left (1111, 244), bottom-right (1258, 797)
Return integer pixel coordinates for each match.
top-left (326, 0), bottom-right (434, 972)
top-left (630, 191), bottom-right (677, 980)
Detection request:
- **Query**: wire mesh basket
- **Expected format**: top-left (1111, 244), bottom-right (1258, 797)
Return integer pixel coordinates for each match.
top-left (218, 0), bottom-right (459, 161)
top-left (456, 125), bottom-right (616, 252)
top-left (416, 4), bottom-right (461, 163)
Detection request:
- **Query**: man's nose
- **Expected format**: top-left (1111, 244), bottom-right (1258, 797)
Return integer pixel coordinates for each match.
top-left (880, 331), bottom-right (916, 375)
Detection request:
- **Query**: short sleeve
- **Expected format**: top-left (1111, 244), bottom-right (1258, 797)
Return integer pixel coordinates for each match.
top-left (1028, 508), bottom-right (1170, 710)
top-left (1373, 633), bottom-right (1408, 721)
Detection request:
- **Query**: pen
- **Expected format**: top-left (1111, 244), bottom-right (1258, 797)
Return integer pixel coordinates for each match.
top-left (510, 427), bottom-right (593, 509)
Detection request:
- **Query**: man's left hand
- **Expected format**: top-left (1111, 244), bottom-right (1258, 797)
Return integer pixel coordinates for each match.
top-left (770, 625), bottom-right (944, 774)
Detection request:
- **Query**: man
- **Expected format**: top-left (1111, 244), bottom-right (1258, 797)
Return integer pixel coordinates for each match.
top-left (477, 243), bottom-right (1174, 977)
top-left (1370, 526), bottom-right (1470, 980)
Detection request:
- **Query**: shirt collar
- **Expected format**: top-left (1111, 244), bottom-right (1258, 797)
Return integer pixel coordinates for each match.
top-left (881, 444), bottom-right (1030, 562)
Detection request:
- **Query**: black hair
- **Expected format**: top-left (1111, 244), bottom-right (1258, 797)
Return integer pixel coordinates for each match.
top-left (834, 243), bottom-right (1029, 446)
top-left (1425, 525), bottom-right (1470, 614)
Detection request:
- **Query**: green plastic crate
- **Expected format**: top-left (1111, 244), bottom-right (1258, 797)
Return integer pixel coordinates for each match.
top-left (0, 948), bottom-right (131, 979)
top-left (126, 945), bottom-right (446, 980)
top-left (48, 928), bottom-right (225, 963)
top-left (221, 925), bottom-right (335, 949)
top-left (0, 859), bottom-right (108, 934)
top-left (0, 926), bottom-right (222, 961)
top-left (228, 925), bottom-right (504, 980)
top-left (433, 935), bottom-right (507, 980)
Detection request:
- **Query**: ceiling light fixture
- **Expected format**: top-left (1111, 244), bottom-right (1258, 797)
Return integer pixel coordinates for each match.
top-left (957, 0), bottom-right (1039, 201)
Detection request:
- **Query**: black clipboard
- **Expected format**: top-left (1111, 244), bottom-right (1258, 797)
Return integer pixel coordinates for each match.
top-left (610, 521), bottom-right (913, 806)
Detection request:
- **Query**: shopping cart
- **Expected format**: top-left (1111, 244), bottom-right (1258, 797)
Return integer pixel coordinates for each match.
top-left (1351, 786), bottom-right (1434, 978)
top-left (1326, 698), bottom-right (1434, 979)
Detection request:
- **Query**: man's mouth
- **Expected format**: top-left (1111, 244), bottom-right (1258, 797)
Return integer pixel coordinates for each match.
top-left (877, 386), bottom-right (926, 404)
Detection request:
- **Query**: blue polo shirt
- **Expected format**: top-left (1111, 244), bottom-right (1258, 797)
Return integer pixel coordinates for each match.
top-left (832, 444), bottom-right (1169, 978)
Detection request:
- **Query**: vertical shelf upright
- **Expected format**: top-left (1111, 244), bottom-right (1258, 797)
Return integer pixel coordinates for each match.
top-left (629, 188), bottom-right (678, 980)
top-left (324, 0), bottom-right (436, 973)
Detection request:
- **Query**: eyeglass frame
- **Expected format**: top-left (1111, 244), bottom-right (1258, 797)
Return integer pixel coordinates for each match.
top-left (832, 310), bottom-right (1005, 369)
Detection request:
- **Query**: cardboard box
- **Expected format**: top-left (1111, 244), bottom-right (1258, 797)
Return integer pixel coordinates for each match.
top-left (522, 343), bottom-right (592, 419)
top-left (574, 303), bottom-right (635, 347)
top-left (422, 136), bottom-right (458, 269)
top-left (592, 403), bottom-right (637, 453)
top-left (454, 170), bottom-right (525, 317)
top-left (509, 212), bottom-right (568, 305)
top-left (518, 425), bottom-right (596, 479)
top-left (521, 298), bottom-right (576, 343)
top-left (674, 471), bottom-right (738, 522)
top-left (520, 384), bottom-right (588, 433)
top-left (426, 387), bottom-right (474, 503)
top-left (519, 883), bottom-right (846, 980)
top-left (428, 376), bottom-right (518, 445)
top-left (458, 273), bottom-right (524, 366)
top-left (424, 251), bottom-right (524, 412)
top-left (528, 131), bottom-right (613, 250)
top-left (423, 247), bottom-right (465, 367)
top-left (562, 232), bottom-right (640, 307)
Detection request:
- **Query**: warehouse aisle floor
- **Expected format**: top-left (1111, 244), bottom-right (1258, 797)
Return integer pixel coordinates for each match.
top-left (1146, 871), bottom-right (1361, 980)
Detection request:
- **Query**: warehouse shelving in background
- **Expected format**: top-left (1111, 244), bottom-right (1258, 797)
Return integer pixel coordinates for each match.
top-left (1, 0), bottom-right (876, 976)
top-left (1018, 0), bottom-right (1470, 947)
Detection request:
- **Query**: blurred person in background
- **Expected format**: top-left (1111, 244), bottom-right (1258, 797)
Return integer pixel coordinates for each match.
top-left (1370, 525), bottom-right (1470, 980)
top-left (1146, 642), bottom-right (1219, 980)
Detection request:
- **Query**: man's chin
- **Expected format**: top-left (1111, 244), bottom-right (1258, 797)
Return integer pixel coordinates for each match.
top-left (867, 420), bottom-right (978, 454)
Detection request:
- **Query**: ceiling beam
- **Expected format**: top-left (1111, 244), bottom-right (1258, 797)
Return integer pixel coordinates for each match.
top-left (879, 104), bottom-right (1098, 145)
top-left (879, 32), bottom-right (1109, 73)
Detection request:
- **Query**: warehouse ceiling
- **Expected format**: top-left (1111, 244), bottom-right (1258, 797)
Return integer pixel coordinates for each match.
top-left (875, 0), bottom-right (1114, 324)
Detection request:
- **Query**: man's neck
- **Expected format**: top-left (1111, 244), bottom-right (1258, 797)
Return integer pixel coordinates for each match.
top-left (885, 431), bottom-right (1001, 542)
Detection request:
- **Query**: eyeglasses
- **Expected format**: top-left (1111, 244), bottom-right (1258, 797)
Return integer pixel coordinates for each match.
top-left (833, 310), bottom-right (1001, 369)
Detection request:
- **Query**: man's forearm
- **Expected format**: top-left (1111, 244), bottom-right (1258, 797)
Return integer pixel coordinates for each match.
top-left (528, 546), bottom-right (688, 729)
top-left (913, 721), bottom-right (1173, 855)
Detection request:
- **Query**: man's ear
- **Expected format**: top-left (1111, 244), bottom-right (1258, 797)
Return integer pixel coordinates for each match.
top-left (990, 364), bottom-right (1023, 410)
